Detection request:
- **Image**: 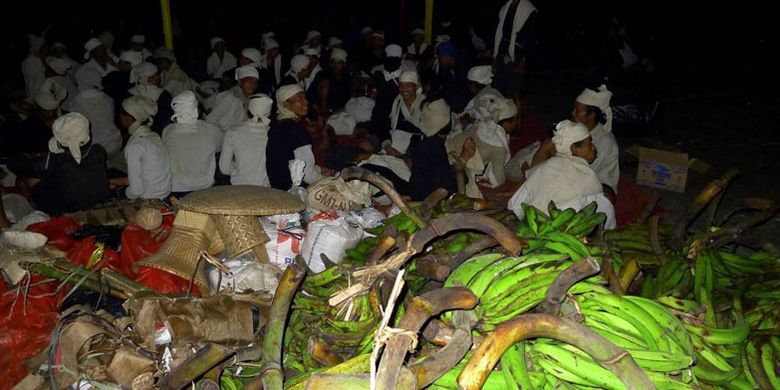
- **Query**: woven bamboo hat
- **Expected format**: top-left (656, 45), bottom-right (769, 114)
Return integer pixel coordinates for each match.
top-left (173, 186), bottom-right (305, 261)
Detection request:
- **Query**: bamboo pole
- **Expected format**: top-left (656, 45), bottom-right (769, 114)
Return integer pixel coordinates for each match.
top-left (424, 0), bottom-right (434, 44)
top-left (160, 0), bottom-right (174, 49)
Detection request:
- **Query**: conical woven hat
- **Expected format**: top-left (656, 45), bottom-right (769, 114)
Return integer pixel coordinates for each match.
top-left (133, 210), bottom-right (217, 292)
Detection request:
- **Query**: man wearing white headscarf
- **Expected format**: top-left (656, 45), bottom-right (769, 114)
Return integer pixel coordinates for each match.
top-left (261, 38), bottom-right (283, 92)
top-left (119, 96), bottom-right (171, 199)
top-left (408, 99), bottom-right (457, 200)
top-left (219, 94), bottom-right (273, 186)
top-left (49, 42), bottom-right (80, 83)
top-left (33, 113), bottom-right (110, 214)
top-left (22, 35), bottom-right (47, 100)
top-left (303, 48), bottom-right (326, 115)
top-left (7, 79), bottom-right (66, 154)
top-left (153, 47), bottom-right (196, 98)
top-left (300, 30), bottom-right (322, 55)
top-left (128, 62), bottom-right (174, 135)
top-left (206, 37), bottom-right (237, 79)
top-left (66, 62), bottom-right (123, 167)
top-left (493, 0), bottom-right (538, 64)
top-left (129, 34), bottom-right (153, 61)
top-left (406, 29), bottom-right (429, 62)
top-left (447, 97), bottom-right (520, 193)
top-left (162, 91), bottom-right (224, 194)
top-left (384, 70), bottom-right (426, 155)
top-left (319, 48), bottom-right (351, 113)
top-left (368, 44), bottom-right (405, 142)
top-left (76, 38), bottom-right (117, 88)
top-left (459, 65), bottom-right (505, 127)
top-left (528, 84), bottom-right (620, 200)
top-left (508, 120), bottom-right (615, 229)
top-left (282, 54), bottom-right (312, 88)
top-left (206, 65), bottom-right (258, 131)
top-left (266, 85), bottom-right (327, 190)
top-left (43, 58), bottom-right (78, 112)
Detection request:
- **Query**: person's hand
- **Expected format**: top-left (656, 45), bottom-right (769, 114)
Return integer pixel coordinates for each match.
top-left (459, 137), bottom-right (477, 162)
top-left (384, 144), bottom-right (402, 157)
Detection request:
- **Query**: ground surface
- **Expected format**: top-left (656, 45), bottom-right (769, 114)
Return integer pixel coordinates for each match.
top-left (522, 67), bottom-right (780, 248)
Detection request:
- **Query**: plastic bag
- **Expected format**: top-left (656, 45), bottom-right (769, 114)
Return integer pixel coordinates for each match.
top-left (25, 215), bottom-right (81, 251)
top-left (261, 214), bottom-right (305, 270)
top-left (207, 253), bottom-right (282, 294)
top-left (348, 207), bottom-right (386, 230)
top-left (301, 211), bottom-right (363, 273)
top-left (288, 159), bottom-right (307, 203)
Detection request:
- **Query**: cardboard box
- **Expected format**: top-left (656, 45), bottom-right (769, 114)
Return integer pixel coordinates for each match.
top-left (637, 147), bottom-right (688, 192)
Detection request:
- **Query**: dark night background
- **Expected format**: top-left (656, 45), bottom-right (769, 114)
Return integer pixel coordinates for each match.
top-left (1, 0), bottom-right (778, 241)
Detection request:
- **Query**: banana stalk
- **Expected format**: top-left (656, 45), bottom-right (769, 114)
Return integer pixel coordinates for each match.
top-left (541, 257), bottom-right (600, 315)
top-left (375, 287), bottom-right (478, 390)
top-left (157, 344), bottom-right (234, 390)
top-left (366, 234), bottom-right (397, 266)
top-left (309, 338), bottom-right (344, 367)
top-left (457, 313), bottom-right (654, 390)
top-left (422, 319), bottom-right (455, 347)
top-left (284, 353), bottom-right (371, 390)
top-left (418, 188), bottom-right (449, 221)
top-left (672, 168), bottom-right (739, 245)
top-left (255, 261), bottom-right (307, 390)
top-left (408, 310), bottom-right (475, 388)
top-left (618, 258), bottom-right (641, 292)
top-left (416, 235), bottom-right (498, 281)
top-left (341, 166), bottom-right (427, 229)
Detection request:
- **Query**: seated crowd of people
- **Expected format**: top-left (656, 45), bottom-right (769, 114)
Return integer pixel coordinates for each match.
top-left (3, 1), bottom-right (621, 228)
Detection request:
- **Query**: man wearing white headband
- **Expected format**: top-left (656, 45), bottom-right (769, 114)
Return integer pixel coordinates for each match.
top-left (528, 84), bottom-right (620, 201)
top-left (22, 34), bottom-right (46, 101)
top-left (282, 54), bottom-right (312, 88)
top-left (219, 93), bottom-right (273, 186)
top-left (8, 79), bottom-right (66, 154)
top-left (408, 99), bottom-right (457, 200)
top-left (206, 65), bottom-right (258, 131)
top-left (49, 42), bottom-right (81, 80)
top-left (128, 62), bottom-right (174, 134)
top-left (33, 113), bottom-right (110, 214)
top-left (508, 119), bottom-right (616, 228)
top-left (460, 65), bottom-right (505, 126)
top-left (319, 48), bottom-right (351, 113)
top-left (206, 37), bottom-right (237, 80)
top-left (261, 38), bottom-right (283, 92)
top-left (129, 34), bottom-right (152, 61)
top-left (76, 37), bottom-right (117, 86)
top-left (153, 47), bottom-right (195, 98)
top-left (368, 45), bottom-right (406, 142)
top-left (406, 28), bottom-right (429, 62)
top-left (43, 57), bottom-right (78, 113)
top-left (493, 0), bottom-right (538, 64)
top-left (266, 84), bottom-right (328, 190)
top-left (303, 48), bottom-right (326, 116)
top-left (162, 91), bottom-right (224, 194)
top-left (119, 96), bottom-right (171, 199)
top-left (447, 97), bottom-right (520, 193)
top-left (384, 70), bottom-right (426, 156)
top-left (301, 30), bottom-right (322, 55)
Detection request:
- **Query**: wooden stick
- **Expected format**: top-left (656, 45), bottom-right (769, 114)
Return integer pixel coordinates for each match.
top-left (341, 167), bottom-right (427, 229)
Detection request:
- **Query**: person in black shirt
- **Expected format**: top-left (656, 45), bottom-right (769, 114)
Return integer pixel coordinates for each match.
top-left (409, 99), bottom-right (457, 200)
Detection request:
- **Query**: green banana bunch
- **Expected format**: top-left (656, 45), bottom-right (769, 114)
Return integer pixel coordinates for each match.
top-left (742, 335), bottom-right (780, 389)
top-left (517, 201), bottom-right (605, 242)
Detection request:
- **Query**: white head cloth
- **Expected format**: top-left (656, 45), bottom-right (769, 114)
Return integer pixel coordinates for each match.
top-left (370, 31), bottom-right (384, 39)
top-left (83, 37), bottom-right (103, 59)
top-left (467, 65), bottom-right (493, 85)
top-left (328, 37), bottom-right (343, 48)
top-left (131, 35), bottom-right (145, 44)
top-left (576, 84), bottom-right (613, 131)
top-left (248, 93), bottom-right (273, 126)
top-left (385, 44), bottom-right (402, 58)
top-left (488, 97), bottom-right (517, 122)
top-left (52, 42), bottom-right (67, 50)
top-left (122, 95), bottom-right (158, 133)
top-left (35, 78), bottom-right (68, 111)
top-left (362, 26), bottom-right (374, 35)
top-left (241, 48), bottom-right (263, 66)
top-left (261, 31), bottom-right (276, 40)
top-left (345, 97), bottom-right (375, 123)
top-left (330, 48), bottom-right (348, 63)
top-left (263, 38), bottom-right (279, 51)
top-left (399, 70), bottom-right (420, 85)
top-left (75, 66), bottom-right (102, 91)
top-left (290, 54), bottom-right (311, 73)
top-left (303, 47), bottom-right (320, 57)
top-left (120, 50), bottom-right (144, 67)
top-left (210, 37), bottom-right (225, 49)
top-left (153, 47), bottom-right (176, 62)
top-left (420, 99), bottom-right (451, 137)
top-left (130, 62), bottom-right (158, 85)
top-left (171, 91), bottom-right (199, 124)
top-left (276, 84), bottom-right (304, 120)
top-left (46, 57), bottom-right (72, 76)
top-left (49, 112), bottom-right (90, 164)
top-left (552, 120), bottom-right (591, 157)
top-left (235, 65), bottom-right (259, 80)
top-left (411, 28), bottom-right (425, 36)
top-left (306, 30), bottom-right (321, 41)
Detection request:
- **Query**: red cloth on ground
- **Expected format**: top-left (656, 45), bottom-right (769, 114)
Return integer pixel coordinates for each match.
top-left (0, 276), bottom-right (65, 389)
top-left (26, 216), bottom-right (81, 251)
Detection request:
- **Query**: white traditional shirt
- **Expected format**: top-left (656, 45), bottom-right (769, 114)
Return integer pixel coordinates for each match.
top-left (66, 89), bottom-right (122, 155)
top-left (206, 51), bottom-right (237, 79)
top-left (22, 55), bottom-right (46, 99)
top-left (162, 120), bottom-right (224, 192)
top-left (206, 86), bottom-right (248, 131)
top-left (124, 126), bottom-right (171, 199)
top-left (219, 121), bottom-right (270, 186)
top-left (588, 123), bottom-right (620, 192)
top-left (507, 155), bottom-right (616, 229)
